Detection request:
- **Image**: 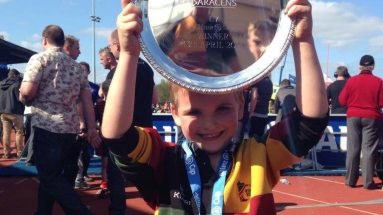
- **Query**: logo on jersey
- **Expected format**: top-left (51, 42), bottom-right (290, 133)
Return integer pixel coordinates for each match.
top-left (237, 181), bottom-right (251, 201)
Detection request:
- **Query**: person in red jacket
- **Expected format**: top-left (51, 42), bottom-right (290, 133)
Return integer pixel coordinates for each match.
top-left (339, 54), bottom-right (383, 190)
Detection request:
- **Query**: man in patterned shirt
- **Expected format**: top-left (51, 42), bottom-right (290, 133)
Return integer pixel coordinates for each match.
top-left (19, 25), bottom-right (100, 215)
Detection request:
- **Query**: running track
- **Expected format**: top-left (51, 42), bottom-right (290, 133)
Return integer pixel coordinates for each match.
top-left (1, 141), bottom-right (382, 214)
top-left (1, 166), bottom-right (382, 214)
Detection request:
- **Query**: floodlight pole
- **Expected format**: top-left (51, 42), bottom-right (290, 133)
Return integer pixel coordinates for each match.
top-left (278, 52), bottom-right (288, 85)
top-left (91, 0), bottom-right (101, 83)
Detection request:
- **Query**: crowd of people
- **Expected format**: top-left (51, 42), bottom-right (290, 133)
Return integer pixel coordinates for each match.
top-left (0, 0), bottom-right (382, 214)
top-left (152, 102), bottom-right (171, 113)
top-left (0, 21), bottom-right (157, 214)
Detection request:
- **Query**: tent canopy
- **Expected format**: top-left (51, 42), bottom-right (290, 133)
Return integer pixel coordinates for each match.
top-left (0, 38), bottom-right (36, 64)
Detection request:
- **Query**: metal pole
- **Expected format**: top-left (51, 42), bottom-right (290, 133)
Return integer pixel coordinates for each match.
top-left (326, 44), bottom-right (330, 77)
top-left (92, 0), bottom-right (96, 83)
top-left (278, 52), bottom-right (288, 85)
top-left (91, 0), bottom-right (101, 83)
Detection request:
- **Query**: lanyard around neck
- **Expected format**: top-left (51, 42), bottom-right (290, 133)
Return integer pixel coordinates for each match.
top-left (181, 140), bottom-right (232, 215)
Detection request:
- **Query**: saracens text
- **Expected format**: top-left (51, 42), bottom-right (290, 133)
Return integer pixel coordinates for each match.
top-left (193, 0), bottom-right (237, 8)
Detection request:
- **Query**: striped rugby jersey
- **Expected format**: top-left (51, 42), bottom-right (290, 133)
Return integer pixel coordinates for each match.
top-left (106, 110), bottom-right (328, 214)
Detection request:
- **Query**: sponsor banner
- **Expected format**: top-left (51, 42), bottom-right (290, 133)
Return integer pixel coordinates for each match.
top-left (153, 113), bottom-right (348, 168)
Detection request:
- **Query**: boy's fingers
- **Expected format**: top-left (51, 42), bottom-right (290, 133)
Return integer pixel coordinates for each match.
top-left (121, 2), bottom-right (142, 18)
top-left (285, 0), bottom-right (311, 15)
top-left (121, 0), bottom-right (131, 9)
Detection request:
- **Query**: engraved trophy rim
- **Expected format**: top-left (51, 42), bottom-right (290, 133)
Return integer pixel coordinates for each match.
top-left (137, 0), bottom-right (295, 94)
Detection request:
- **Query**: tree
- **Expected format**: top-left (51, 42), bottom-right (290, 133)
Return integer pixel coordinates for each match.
top-left (156, 79), bottom-right (171, 104)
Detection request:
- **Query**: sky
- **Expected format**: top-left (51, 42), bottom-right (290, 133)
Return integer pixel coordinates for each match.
top-left (1, 0), bottom-right (383, 85)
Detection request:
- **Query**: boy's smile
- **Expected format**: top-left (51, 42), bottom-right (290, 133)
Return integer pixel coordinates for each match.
top-left (171, 89), bottom-right (244, 155)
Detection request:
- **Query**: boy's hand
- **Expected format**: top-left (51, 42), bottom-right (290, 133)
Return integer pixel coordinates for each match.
top-left (117, 0), bottom-right (143, 56)
top-left (285, 0), bottom-right (313, 42)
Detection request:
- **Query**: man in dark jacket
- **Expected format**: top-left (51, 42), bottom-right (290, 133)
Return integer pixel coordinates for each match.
top-left (0, 69), bottom-right (25, 158)
top-left (327, 66), bottom-right (350, 114)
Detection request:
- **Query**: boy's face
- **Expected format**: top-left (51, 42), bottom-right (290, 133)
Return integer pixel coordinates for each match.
top-left (171, 89), bottom-right (244, 155)
top-left (248, 30), bottom-right (271, 61)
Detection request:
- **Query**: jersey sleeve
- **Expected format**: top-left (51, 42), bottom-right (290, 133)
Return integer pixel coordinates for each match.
top-left (103, 127), bottom-right (174, 204)
top-left (267, 109), bottom-right (329, 170)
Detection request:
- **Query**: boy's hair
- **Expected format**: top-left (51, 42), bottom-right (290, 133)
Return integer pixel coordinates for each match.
top-left (248, 20), bottom-right (277, 38)
top-left (64, 35), bottom-right (79, 49)
top-left (169, 83), bottom-right (183, 106)
top-left (169, 83), bottom-right (244, 107)
top-left (42, 25), bottom-right (65, 47)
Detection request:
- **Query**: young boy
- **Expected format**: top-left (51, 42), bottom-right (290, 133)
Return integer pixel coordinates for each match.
top-left (102, 0), bottom-right (329, 214)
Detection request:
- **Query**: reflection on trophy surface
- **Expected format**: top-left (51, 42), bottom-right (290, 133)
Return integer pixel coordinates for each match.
top-left (248, 20), bottom-right (277, 61)
top-left (149, 0), bottom-right (281, 77)
top-left (156, 6), bottom-right (240, 76)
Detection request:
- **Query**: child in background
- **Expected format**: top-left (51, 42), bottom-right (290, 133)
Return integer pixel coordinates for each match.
top-left (96, 79), bottom-right (127, 214)
top-left (102, 0), bottom-right (329, 214)
top-left (94, 80), bottom-right (110, 198)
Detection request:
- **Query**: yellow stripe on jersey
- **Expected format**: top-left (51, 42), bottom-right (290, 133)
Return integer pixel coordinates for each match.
top-left (127, 127), bottom-right (153, 163)
top-left (223, 137), bottom-right (299, 213)
top-left (266, 137), bottom-right (301, 177)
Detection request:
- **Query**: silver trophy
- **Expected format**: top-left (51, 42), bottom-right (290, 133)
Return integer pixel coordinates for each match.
top-left (138, 0), bottom-right (294, 93)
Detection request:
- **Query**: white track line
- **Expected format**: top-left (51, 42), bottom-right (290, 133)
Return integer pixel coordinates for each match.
top-left (274, 190), bottom-right (382, 215)
top-left (303, 176), bottom-right (383, 192)
top-left (303, 176), bottom-right (345, 185)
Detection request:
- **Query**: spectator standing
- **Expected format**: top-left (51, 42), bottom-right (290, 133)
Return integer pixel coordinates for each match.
top-left (247, 21), bottom-right (276, 138)
top-left (339, 55), bottom-right (383, 190)
top-left (327, 66), bottom-right (350, 114)
top-left (79, 61), bottom-right (100, 104)
top-left (108, 28), bottom-right (156, 127)
top-left (98, 47), bottom-right (118, 100)
top-left (63, 36), bottom-right (95, 190)
top-left (94, 79), bottom-right (126, 211)
top-left (274, 79), bottom-right (296, 122)
top-left (63, 35), bottom-right (81, 60)
top-left (109, 28), bottom-right (158, 107)
top-left (0, 69), bottom-right (25, 158)
top-left (22, 106), bottom-right (33, 165)
top-left (93, 28), bottom-right (157, 214)
top-left (248, 77), bottom-right (273, 138)
top-left (19, 25), bottom-right (100, 214)
top-left (97, 44), bottom-right (127, 213)
top-left (99, 47), bottom-right (117, 81)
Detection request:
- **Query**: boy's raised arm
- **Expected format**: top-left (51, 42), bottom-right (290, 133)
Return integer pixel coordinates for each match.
top-left (287, 0), bottom-right (328, 118)
top-left (101, 0), bottom-right (143, 138)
